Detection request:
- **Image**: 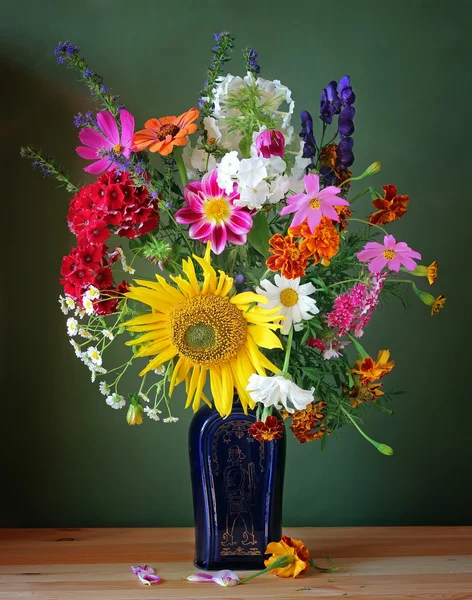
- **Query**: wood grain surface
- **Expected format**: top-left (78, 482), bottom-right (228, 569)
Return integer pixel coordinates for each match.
top-left (0, 527), bottom-right (471, 599)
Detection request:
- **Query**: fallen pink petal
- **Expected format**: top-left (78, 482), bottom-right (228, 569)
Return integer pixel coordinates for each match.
top-left (187, 569), bottom-right (240, 586)
top-left (131, 565), bottom-right (161, 585)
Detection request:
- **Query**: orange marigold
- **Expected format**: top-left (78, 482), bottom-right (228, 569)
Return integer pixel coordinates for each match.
top-left (289, 217), bottom-right (340, 266)
top-left (266, 234), bottom-right (309, 279)
top-left (281, 401), bottom-right (329, 443)
top-left (248, 416), bottom-right (284, 442)
top-left (351, 350), bottom-right (394, 384)
top-left (334, 205), bottom-right (352, 231)
top-left (264, 535), bottom-right (310, 578)
top-left (346, 382), bottom-right (384, 408)
top-left (368, 184), bottom-right (409, 225)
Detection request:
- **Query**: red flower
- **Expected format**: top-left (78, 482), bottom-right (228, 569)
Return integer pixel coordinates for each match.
top-left (77, 244), bottom-right (104, 268)
top-left (93, 266), bottom-right (114, 289)
top-left (306, 337), bottom-right (326, 351)
top-left (248, 416), bottom-right (284, 442)
top-left (368, 184), bottom-right (409, 225)
top-left (79, 219), bottom-right (111, 245)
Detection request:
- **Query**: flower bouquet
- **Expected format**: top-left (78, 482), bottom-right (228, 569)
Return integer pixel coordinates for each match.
top-left (22, 31), bottom-right (445, 570)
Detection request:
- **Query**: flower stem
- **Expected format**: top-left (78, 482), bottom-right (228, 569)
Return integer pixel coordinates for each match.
top-left (341, 406), bottom-right (393, 456)
top-left (173, 148), bottom-right (188, 188)
top-left (326, 278), bottom-right (365, 289)
top-left (347, 218), bottom-right (388, 235)
top-left (282, 326), bottom-right (294, 373)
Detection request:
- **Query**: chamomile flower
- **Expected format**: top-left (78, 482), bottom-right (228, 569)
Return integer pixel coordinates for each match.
top-left (99, 381), bottom-right (110, 396)
top-left (75, 308), bottom-right (86, 319)
top-left (163, 417), bottom-right (179, 423)
top-left (256, 275), bottom-right (319, 335)
top-left (138, 392), bottom-right (150, 403)
top-left (86, 346), bottom-right (102, 366)
top-left (78, 327), bottom-right (94, 339)
top-left (102, 329), bottom-right (114, 341)
top-left (144, 406), bottom-right (162, 421)
top-left (82, 296), bottom-right (95, 316)
top-left (106, 393), bottom-right (126, 409)
top-left (65, 296), bottom-right (76, 310)
top-left (84, 286), bottom-right (100, 301)
top-left (59, 296), bottom-right (69, 314)
top-left (153, 365), bottom-right (166, 376)
top-left (66, 317), bottom-right (79, 336)
top-left (69, 339), bottom-right (83, 358)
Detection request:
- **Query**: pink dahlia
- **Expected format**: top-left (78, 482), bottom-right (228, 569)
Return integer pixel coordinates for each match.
top-left (280, 173), bottom-right (349, 232)
top-left (357, 234), bottom-right (421, 273)
top-left (76, 109), bottom-right (135, 174)
top-left (175, 169), bottom-right (253, 254)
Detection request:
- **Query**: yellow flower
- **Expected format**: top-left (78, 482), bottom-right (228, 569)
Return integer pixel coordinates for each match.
top-left (410, 261), bottom-right (438, 285)
top-left (412, 282), bottom-right (446, 316)
top-left (124, 245), bottom-right (283, 417)
top-left (431, 294), bottom-right (446, 315)
top-left (264, 535), bottom-right (310, 578)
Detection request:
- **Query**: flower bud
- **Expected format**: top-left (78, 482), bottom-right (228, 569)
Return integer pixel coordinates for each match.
top-left (127, 402), bottom-right (143, 425)
top-left (255, 130), bottom-right (285, 159)
top-left (412, 283), bottom-right (446, 316)
top-left (408, 261), bottom-right (438, 285)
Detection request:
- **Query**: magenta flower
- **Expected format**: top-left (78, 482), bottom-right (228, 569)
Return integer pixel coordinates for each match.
top-left (187, 569), bottom-right (240, 586)
top-left (280, 173), bottom-right (349, 232)
top-left (357, 234), bottom-right (421, 273)
top-left (175, 169), bottom-right (253, 255)
top-left (255, 129), bottom-right (285, 158)
top-left (76, 109), bottom-right (135, 174)
top-left (131, 565), bottom-right (161, 585)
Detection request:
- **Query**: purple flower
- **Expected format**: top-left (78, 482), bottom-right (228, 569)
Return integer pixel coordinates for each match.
top-left (131, 565), bottom-right (161, 585)
top-left (234, 274), bottom-right (245, 284)
top-left (337, 137), bottom-right (354, 168)
top-left (299, 110), bottom-right (317, 167)
top-left (244, 47), bottom-right (261, 75)
top-left (188, 569), bottom-right (240, 587)
top-left (338, 75), bottom-right (355, 105)
top-left (320, 81), bottom-right (341, 125)
top-left (54, 41), bottom-right (79, 63)
top-left (338, 105), bottom-right (355, 138)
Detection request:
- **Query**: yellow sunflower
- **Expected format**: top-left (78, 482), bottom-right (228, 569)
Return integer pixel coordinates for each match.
top-left (124, 245), bottom-right (283, 417)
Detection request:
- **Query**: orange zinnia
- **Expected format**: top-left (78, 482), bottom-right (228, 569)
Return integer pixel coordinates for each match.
top-left (265, 535), bottom-right (310, 578)
top-left (132, 108), bottom-right (199, 156)
top-left (368, 184), bottom-right (409, 225)
top-left (351, 350), bottom-right (394, 383)
top-left (290, 217), bottom-right (340, 266)
top-left (266, 234), bottom-right (309, 279)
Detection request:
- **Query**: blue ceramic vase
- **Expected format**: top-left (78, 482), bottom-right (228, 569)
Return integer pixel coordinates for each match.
top-left (188, 399), bottom-right (286, 570)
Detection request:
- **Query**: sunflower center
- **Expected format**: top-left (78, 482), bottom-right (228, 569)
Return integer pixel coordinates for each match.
top-left (280, 288), bottom-right (299, 307)
top-left (309, 198), bottom-right (321, 209)
top-left (383, 250), bottom-right (395, 260)
top-left (204, 197), bottom-right (231, 221)
top-left (113, 144), bottom-right (124, 154)
top-left (169, 294), bottom-right (247, 366)
top-left (157, 123), bottom-right (180, 141)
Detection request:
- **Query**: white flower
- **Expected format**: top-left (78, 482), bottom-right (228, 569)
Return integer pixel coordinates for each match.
top-left (65, 296), bottom-right (76, 310)
top-left (82, 297), bottom-right (95, 316)
top-left (323, 339), bottom-right (350, 360)
top-left (192, 147), bottom-right (217, 172)
top-left (66, 317), bottom-right (79, 336)
top-left (217, 151), bottom-right (240, 194)
top-left (59, 296), bottom-right (69, 314)
top-left (264, 156), bottom-right (286, 176)
top-left (99, 381), bottom-right (110, 396)
top-left (123, 264), bottom-right (135, 274)
top-left (153, 365), bottom-right (166, 376)
top-left (106, 393), bottom-right (126, 409)
top-left (256, 275), bottom-right (319, 335)
top-left (144, 406), bottom-right (162, 421)
top-left (236, 180), bottom-right (270, 210)
top-left (163, 417), bottom-right (179, 423)
top-left (75, 308), bottom-right (86, 319)
top-left (246, 374), bottom-right (314, 413)
top-left (203, 116), bottom-right (223, 142)
top-left (267, 175), bottom-right (291, 204)
top-left (237, 157), bottom-right (267, 188)
top-left (138, 392), bottom-right (150, 403)
top-left (84, 286), bottom-right (100, 301)
top-left (102, 329), bottom-right (114, 341)
top-left (69, 339), bottom-right (83, 358)
top-left (86, 346), bottom-right (102, 366)
top-left (78, 327), bottom-right (93, 339)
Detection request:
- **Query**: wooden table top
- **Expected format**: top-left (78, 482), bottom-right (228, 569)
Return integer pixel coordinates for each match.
top-left (0, 527), bottom-right (471, 599)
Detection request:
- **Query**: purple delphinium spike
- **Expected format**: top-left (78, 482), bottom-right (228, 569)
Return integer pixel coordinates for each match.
top-left (299, 110), bottom-right (317, 168)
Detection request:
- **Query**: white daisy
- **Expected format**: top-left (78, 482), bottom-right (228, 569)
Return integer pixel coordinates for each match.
top-left (153, 365), bottom-right (166, 376)
top-left (99, 381), bottom-right (110, 396)
top-left (65, 296), bottom-right (76, 310)
top-left (102, 329), bottom-right (114, 341)
top-left (58, 295), bottom-right (69, 314)
top-left (78, 327), bottom-right (93, 339)
top-left (84, 286), bottom-right (100, 301)
top-left (86, 346), bottom-right (102, 366)
top-left (82, 297), bottom-right (95, 316)
top-left (106, 393), bottom-right (126, 410)
top-left (144, 406), bottom-right (162, 421)
top-left (69, 339), bottom-right (83, 358)
top-left (256, 275), bottom-right (319, 335)
top-left (66, 317), bottom-right (79, 336)
top-left (246, 374), bottom-right (314, 413)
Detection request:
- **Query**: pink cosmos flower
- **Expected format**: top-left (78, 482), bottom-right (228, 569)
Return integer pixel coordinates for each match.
top-left (357, 234), bottom-right (421, 273)
top-left (255, 129), bottom-right (285, 158)
top-left (76, 109), bottom-right (135, 174)
top-left (187, 569), bottom-right (240, 586)
top-left (280, 173), bottom-right (349, 232)
top-left (175, 169), bottom-right (253, 255)
top-left (131, 565), bottom-right (161, 585)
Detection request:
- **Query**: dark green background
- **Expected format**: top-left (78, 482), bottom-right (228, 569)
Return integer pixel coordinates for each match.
top-left (1, 0), bottom-right (470, 527)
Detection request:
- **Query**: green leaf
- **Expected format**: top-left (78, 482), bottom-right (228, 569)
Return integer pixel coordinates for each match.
top-left (239, 134), bottom-right (252, 159)
top-left (248, 211), bottom-right (271, 258)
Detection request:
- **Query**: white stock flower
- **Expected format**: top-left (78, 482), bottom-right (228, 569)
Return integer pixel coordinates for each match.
top-left (106, 393), bottom-right (126, 410)
top-left (66, 318), bottom-right (79, 336)
top-left (247, 374), bottom-right (314, 413)
top-left (256, 275), bottom-right (319, 335)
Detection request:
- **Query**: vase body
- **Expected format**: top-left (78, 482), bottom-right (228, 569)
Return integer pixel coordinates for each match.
top-left (188, 400), bottom-right (286, 570)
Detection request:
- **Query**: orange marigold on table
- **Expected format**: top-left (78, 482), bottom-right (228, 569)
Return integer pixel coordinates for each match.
top-left (351, 350), bottom-right (394, 383)
top-left (264, 535), bottom-right (310, 578)
top-left (248, 416), bottom-right (284, 442)
top-left (290, 217), bottom-right (340, 267)
top-left (368, 184), bottom-right (409, 225)
top-left (266, 234), bottom-right (309, 279)
top-left (132, 108), bottom-right (199, 156)
top-left (281, 401), bottom-right (329, 443)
